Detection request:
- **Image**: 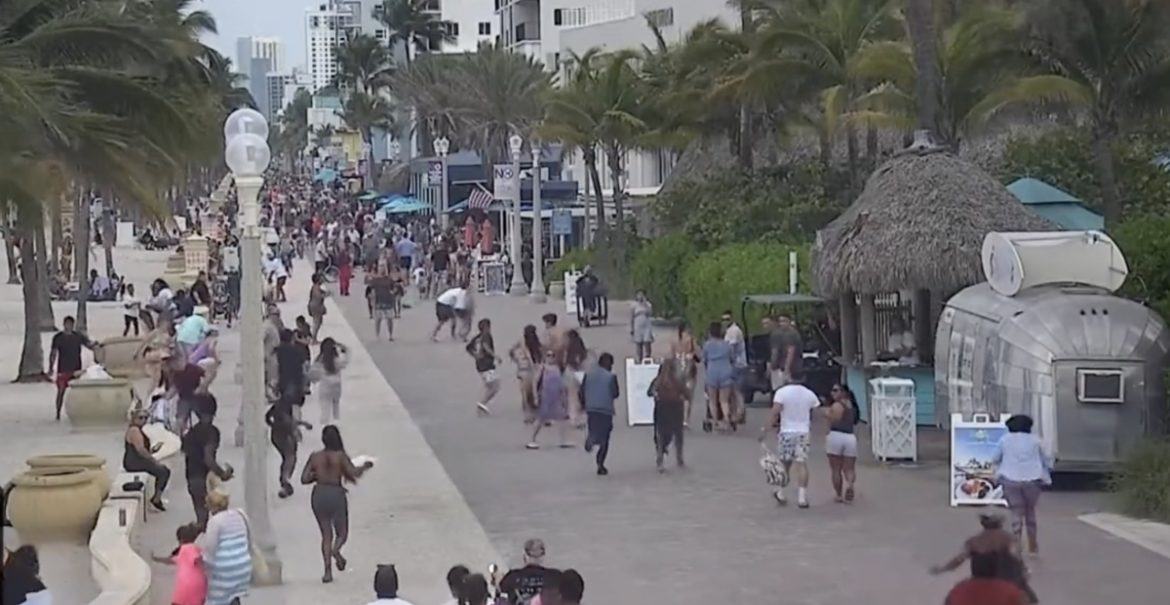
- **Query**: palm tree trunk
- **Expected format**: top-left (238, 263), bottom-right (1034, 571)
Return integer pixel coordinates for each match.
top-left (1091, 122), bottom-right (1122, 226)
top-left (819, 129), bottom-right (834, 193)
top-left (15, 213), bottom-right (47, 382)
top-left (866, 125), bottom-right (879, 168)
top-left (905, 0), bottom-right (944, 141)
top-left (35, 224), bottom-right (56, 331)
top-left (102, 206), bottom-right (115, 277)
top-left (584, 148), bottom-right (605, 235)
top-left (738, 106), bottom-right (754, 170)
top-left (846, 124), bottom-right (860, 195)
top-left (4, 224), bottom-right (19, 284)
top-left (606, 145), bottom-right (626, 246)
top-left (49, 199), bottom-right (62, 276)
top-left (75, 189), bottom-right (91, 332)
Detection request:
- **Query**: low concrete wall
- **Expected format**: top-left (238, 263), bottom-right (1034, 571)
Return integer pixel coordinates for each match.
top-left (87, 488), bottom-right (150, 605)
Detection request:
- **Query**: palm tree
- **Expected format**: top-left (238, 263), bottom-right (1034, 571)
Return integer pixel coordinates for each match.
top-left (852, 3), bottom-right (1036, 149)
top-left (377, 0), bottom-right (456, 65)
top-left (1008, 0), bottom-right (1170, 225)
top-left (3, 0), bottom-right (223, 379)
top-left (903, 0), bottom-right (946, 139)
top-left (334, 33), bottom-right (396, 94)
top-left (541, 49), bottom-right (609, 232)
top-left (338, 92), bottom-right (398, 186)
top-left (389, 52), bottom-right (462, 155)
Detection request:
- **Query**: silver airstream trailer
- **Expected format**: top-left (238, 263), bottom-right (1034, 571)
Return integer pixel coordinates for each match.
top-left (935, 231), bottom-right (1170, 472)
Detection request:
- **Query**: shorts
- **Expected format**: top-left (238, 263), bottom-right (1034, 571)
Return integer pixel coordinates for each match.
top-left (777, 432), bottom-right (811, 463)
top-left (770, 369), bottom-right (791, 391)
top-left (373, 307), bottom-right (394, 321)
top-left (55, 372), bottom-right (75, 390)
top-left (479, 369), bottom-right (498, 384)
top-left (399, 256), bottom-right (412, 271)
top-left (825, 431), bottom-right (858, 457)
top-left (435, 302), bottom-right (455, 322)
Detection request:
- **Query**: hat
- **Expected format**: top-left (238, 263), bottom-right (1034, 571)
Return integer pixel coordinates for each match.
top-left (523, 538), bottom-right (546, 560)
top-left (194, 306), bottom-right (210, 316)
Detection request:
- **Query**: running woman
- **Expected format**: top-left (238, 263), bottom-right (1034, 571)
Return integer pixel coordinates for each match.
top-left (466, 318), bottom-right (501, 415)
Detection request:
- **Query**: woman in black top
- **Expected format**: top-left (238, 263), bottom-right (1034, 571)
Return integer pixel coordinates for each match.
top-left (181, 394), bottom-right (232, 528)
top-left (466, 318), bottom-right (501, 415)
top-left (267, 398), bottom-right (312, 498)
top-left (123, 409), bottom-right (169, 510)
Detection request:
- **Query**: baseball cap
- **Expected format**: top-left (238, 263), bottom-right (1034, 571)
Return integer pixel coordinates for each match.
top-left (523, 538), bottom-right (546, 560)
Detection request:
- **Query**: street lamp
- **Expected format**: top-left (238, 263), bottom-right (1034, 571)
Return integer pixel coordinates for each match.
top-left (508, 134), bottom-right (527, 296)
top-left (222, 108), bottom-right (282, 586)
top-left (434, 136), bottom-right (451, 228)
top-left (529, 139), bottom-right (546, 303)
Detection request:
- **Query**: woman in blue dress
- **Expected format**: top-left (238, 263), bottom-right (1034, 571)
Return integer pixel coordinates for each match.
top-left (701, 322), bottom-right (736, 432)
top-left (528, 350), bottom-right (571, 449)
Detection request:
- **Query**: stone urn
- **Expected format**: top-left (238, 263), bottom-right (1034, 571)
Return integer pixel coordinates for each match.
top-left (92, 336), bottom-right (146, 379)
top-left (64, 378), bottom-right (134, 431)
top-left (7, 467), bottom-right (103, 543)
top-left (26, 454), bottom-right (111, 499)
top-left (549, 281), bottom-right (566, 300)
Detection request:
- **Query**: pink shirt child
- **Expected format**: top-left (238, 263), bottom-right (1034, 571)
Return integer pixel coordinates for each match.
top-left (171, 543), bottom-right (208, 605)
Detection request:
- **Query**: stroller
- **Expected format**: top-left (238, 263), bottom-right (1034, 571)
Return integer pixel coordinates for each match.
top-left (211, 276), bottom-right (233, 326)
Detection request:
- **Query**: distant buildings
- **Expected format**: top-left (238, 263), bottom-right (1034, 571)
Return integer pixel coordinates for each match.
top-left (236, 36), bottom-right (284, 119)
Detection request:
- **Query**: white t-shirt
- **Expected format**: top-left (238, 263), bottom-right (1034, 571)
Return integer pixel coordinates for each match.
top-left (437, 288), bottom-right (467, 309)
top-left (264, 257), bottom-right (286, 279)
top-left (313, 240), bottom-right (326, 263)
top-left (773, 384), bottom-right (819, 435)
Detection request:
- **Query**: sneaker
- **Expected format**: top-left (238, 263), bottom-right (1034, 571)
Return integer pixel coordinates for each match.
top-left (476, 403), bottom-right (490, 415)
top-left (798, 497), bottom-right (810, 509)
top-left (773, 490), bottom-right (787, 506)
top-left (596, 466), bottom-right (608, 476)
top-left (525, 442), bottom-right (540, 450)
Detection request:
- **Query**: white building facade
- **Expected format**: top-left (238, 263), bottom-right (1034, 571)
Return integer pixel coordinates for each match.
top-left (236, 36), bottom-right (284, 117)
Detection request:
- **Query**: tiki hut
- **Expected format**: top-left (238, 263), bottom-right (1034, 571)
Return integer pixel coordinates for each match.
top-left (811, 137), bottom-right (1056, 420)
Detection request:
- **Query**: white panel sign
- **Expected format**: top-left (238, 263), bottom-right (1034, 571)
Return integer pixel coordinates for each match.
top-left (625, 358), bottom-right (659, 426)
top-left (493, 164), bottom-right (518, 201)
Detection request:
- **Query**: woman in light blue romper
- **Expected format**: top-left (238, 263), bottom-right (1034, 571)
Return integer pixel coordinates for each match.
top-left (701, 321), bottom-right (736, 431)
top-left (630, 290), bottom-right (655, 361)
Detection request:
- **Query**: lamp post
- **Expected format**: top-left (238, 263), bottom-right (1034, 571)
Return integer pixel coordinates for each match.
top-left (434, 136), bottom-right (450, 228)
top-left (223, 108), bottom-right (282, 585)
top-left (508, 134), bottom-right (528, 296)
top-left (529, 139), bottom-right (546, 303)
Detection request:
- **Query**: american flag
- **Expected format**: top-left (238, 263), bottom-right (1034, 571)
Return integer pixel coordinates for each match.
top-left (468, 186), bottom-right (495, 209)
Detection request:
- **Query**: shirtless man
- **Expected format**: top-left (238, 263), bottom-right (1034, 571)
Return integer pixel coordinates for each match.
top-left (542, 313), bottom-right (567, 367)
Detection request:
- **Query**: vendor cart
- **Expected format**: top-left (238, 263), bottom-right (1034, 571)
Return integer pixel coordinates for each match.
top-left (740, 293), bottom-right (842, 405)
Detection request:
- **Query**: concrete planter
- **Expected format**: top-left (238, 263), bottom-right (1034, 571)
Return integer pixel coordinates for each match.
top-left (26, 454), bottom-right (111, 499)
top-left (64, 379), bottom-right (135, 432)
top-left (7, 467), bottom-right (103, 543)
top-left (549, 281), bottom-right (565, 300)
top-left (92, 337), bottom-right (146, 379)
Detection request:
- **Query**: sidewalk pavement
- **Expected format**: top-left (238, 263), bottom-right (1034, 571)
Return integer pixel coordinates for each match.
top-left (0, 245), bottom-right (500, 604)
top-left (140, 258), bottom-right (501, 604)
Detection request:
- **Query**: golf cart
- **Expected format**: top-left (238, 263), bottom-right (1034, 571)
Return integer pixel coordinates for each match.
top-left (739, 293), bottom-right (842, 405)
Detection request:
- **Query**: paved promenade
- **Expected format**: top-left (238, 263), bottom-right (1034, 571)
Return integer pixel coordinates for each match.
top-left (0, 247), bottom-right (499, 604)
top-left (332, 285), bottom-right (1170, 605)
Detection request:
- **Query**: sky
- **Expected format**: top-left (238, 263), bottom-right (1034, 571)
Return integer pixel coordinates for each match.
top-left (197, 0), bottom-right (311, 72)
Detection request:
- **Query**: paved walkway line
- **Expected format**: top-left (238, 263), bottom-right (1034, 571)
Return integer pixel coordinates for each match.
top-left (1079, 512), bottom-right (1170, 560)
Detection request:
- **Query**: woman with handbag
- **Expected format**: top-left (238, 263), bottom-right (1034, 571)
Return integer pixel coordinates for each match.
top-left (199, 491), bottom-right (255, 605)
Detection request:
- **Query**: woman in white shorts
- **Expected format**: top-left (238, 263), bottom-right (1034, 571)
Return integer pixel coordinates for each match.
top-left (825, 384), bottom-right (861, 503)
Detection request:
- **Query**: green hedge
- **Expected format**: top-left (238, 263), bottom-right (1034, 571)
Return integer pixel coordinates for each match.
top-left (630, 233), bottom-right (694, 320)
top-left (1110, 439), bottom-right (1170, 523)
top-left (549, 247), bottom-right (594, 281)
top-left (681, 242), bottom-right (810, 331)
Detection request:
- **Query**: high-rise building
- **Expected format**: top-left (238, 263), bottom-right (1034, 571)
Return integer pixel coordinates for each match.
top-left (306, 3), bottom-right (342, 92)
top-left (236, 36), bottom-right (284, 114)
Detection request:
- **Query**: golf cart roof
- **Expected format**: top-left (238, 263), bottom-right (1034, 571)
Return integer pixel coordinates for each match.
top-left (741, 293), bottom-right (825, 306)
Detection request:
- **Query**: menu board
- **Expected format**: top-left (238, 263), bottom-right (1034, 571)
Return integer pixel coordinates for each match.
top-left (482, 262), bottom-right (506, 296)
top-left (625, 358), bottom-right (659, 426)
top-left (949, 413), bottom-right (1010, 507)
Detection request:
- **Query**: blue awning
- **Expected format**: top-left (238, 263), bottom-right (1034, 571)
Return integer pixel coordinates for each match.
top-left (313, 168), bottom-right (338, 184)
top-left (387, 200), bottom-right (432, 214)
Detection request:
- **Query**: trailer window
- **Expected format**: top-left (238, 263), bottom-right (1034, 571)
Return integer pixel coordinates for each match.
top-left (1077, 369), bottom-right (1124, 403)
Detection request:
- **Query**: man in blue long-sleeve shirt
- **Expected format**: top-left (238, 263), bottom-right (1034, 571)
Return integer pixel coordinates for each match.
top-left (581, 352), bottom-right (619, 476)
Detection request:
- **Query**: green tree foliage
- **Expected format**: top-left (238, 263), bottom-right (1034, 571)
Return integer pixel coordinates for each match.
top-left (630, 234), bottom-right (695, 320)
top-left (1110, 439), bottom-right (1170, 522)
top-left (1000, 128), bottom-right (1170, 218)
top-left (1112, 214), bottom-right (1170, 321)
top-left (652, 162), bottom-right (845, 250)
top-left (681, 242), bottom-right (810, 331)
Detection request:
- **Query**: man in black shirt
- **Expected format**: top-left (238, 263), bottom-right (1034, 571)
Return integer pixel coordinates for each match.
top-left (48, 316), bottom-right (97, 420)
top-left (499, 538), bottom-right (552, 605)
top-left (431, 244), bottom-right (450, 291)
top-left (368, 271), bottom-right (401, 341)
top-left (275, 329), bottom-right (309, 437)
top-left (190, 271), bottom-right (212, 307)
top-left (181, 394), bottom-right (232, 528)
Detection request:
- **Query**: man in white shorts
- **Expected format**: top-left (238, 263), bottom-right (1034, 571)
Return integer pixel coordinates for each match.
top-left (761, 377), bottom-right (820, 508)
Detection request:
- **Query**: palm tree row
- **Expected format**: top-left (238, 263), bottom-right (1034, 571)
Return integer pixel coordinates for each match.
top-left (2, 0), bottom-right (255, 381)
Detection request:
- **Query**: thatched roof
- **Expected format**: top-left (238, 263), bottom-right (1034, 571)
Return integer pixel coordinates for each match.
top-left (810, 145), bottom-right (1057, 297)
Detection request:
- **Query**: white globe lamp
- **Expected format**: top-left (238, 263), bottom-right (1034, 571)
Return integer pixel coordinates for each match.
top-left (224, 108), bottom-right (269, 142)
top-left (225, 134), bottom-right (272, 177)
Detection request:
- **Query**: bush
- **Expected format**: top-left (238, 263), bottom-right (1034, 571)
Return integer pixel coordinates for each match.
top-left (681, 242), bottom-right (810, 331)
top-left (630, 233), bottom-right (694, 320)
top-left (1110, 439), bottom-right (1170, 523)
top-left (549, 247), bottom-right (594, 281)
top-left (1113, 213), bottom-right (1170, 321)
top-left (652, 162), bottom-right (844, 249)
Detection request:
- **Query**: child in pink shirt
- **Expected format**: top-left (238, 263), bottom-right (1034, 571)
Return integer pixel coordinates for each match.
top-left (153, 523), bottom-right (207, 605)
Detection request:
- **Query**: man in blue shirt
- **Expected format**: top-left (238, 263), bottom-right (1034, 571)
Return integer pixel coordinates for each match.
top-left (393, 235), bottom-right (415, 272)
top-left (581, 352), bottom-right (619, 476)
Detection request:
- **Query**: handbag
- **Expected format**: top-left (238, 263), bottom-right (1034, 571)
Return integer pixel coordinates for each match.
top-left (238, 509), bottom-right (270, 582)
top-left (759, 442), bottom-right (788, 487)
